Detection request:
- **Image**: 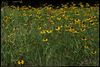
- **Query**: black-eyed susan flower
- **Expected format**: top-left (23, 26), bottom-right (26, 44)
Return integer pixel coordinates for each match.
top-left (91, 50), bottom-right (96, 55)
top-left (46, 30), bottom-right (53, 33)
top-left (17, 59), bottom-right (24, 65)
top-left (80, 28), bottom-right (86, 32)
top-left (68, 27), bottom-right (76, 32)
top-left (86, 17), bottom-right (94, 22)
top-left (74, 19), bottom-right (81, 24)
top-left (90, 22), bottom-right (96, 25)
top-left (65, 25), bottom-right (70, 28)
top-left (92, 16), bottom-right (96, 18)
top-left (55, 26), bottom-right (61, 31)
top-left (81, 37), bottom-right (87, 41)
top-left (81, 24), bottom-right (87, 28)
top-left (43, 38), bottom-right (48, 42)
top-left (89, 19), bottom-right (94, 22)
top-left (82, 22), bottom-right (85, 24)
top-left (75, 12), bottom-right (80, 16)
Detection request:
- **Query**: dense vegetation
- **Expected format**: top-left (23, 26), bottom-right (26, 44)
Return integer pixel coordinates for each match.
top-left (1, 3), bottom-right (99, 66)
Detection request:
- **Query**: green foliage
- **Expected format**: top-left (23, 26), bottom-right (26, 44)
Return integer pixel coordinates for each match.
top-left (1, 5), bottom-right (99, 66)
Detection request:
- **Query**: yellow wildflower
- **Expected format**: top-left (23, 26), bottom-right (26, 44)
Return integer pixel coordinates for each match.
top-left (69, 28), bottom-right (74, 32)
top-left (60, 8), bottom-right (64, 11)
top-left (57, 17), bottom-right (61, 21)
top-left (74, 19), bottom-right (81, 24)
top-left (73, 30), bottom-right (79, 33)
top-left (17, 59), bottom-right (24, 65)
top-left (51, 16), bottom-right (55, 19)
top-left (86, 3), bottom-right (90, 7)
top-left (80, 28), bottom-right (86, 32)
top-left (43, 38), bottom-right (48, 42)
top-left (81, 24), bottom-right (87, 28)
top-left (68, 27), bottom-right (76, 32)
top-left (66, 29), bottom-right (79, 33)
top-left (84, 45), bottom-right (89, 49)
top-left (46, 30), bottom-right (53, 33)
top-left (55, 26), bottom-right (61, 31)
top-left (81, 37), bottom-right (87, 41)
top-left (37, 11), bottom-right (41, 15)
top-left (92, 16), bottom-right (96, 18)
top-left (28, 6), bottom-right (31, 8)
top-left (79, 2), bottom-right (84, 8)
top-left (86, 17), bottom-right (93, 22)
top-left (3, 16), bottom-right (11, 22)
top-left (75, 12), bottom-right (80, 16)
top-left (91, 51), bottom-right (96, 55)
top-left (61, 14), bottom-right (65, 18)
top-left (90, 22), bottom-right (96, 25)
top-left (40, 30), bottom-right (46, 34)
top-left (65, 25), bottom-right (70, 28)
top-left (65, 29), bottom-right (68, 32)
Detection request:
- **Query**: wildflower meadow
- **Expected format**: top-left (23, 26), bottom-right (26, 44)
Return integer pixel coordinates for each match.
top-left (1, 3), bottom-right (99, 66)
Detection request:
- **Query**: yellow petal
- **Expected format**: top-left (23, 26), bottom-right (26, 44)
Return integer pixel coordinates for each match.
top-left (21, 60), bottom-right (24, 64)
top-left (17, 61), bottom-right (21, 65)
